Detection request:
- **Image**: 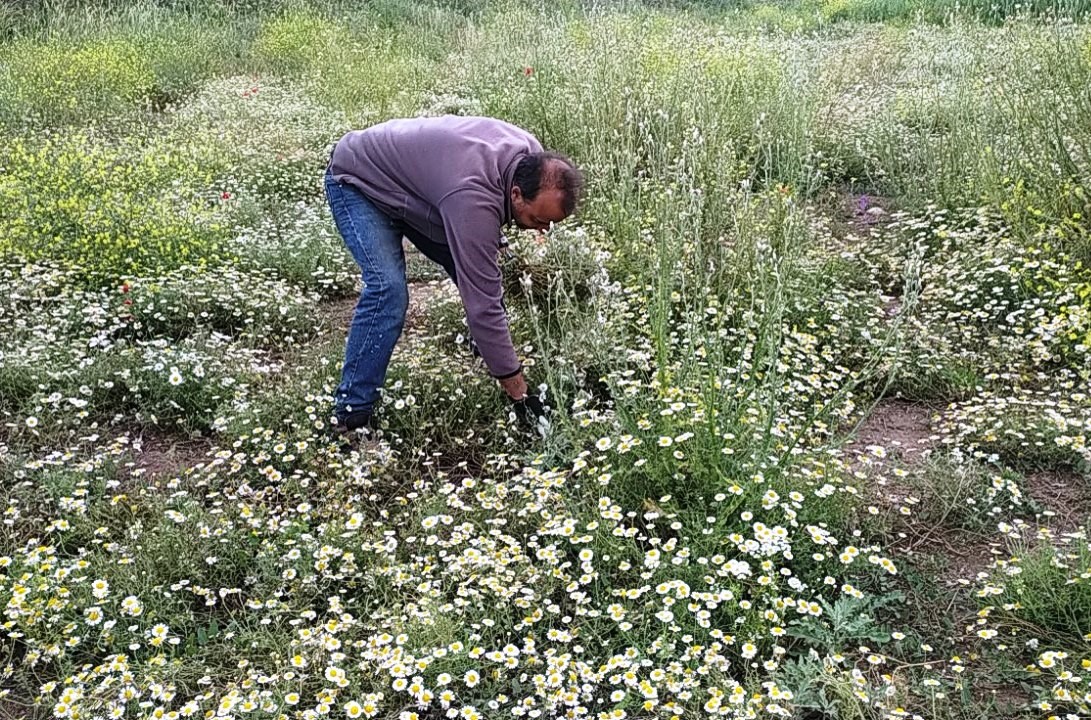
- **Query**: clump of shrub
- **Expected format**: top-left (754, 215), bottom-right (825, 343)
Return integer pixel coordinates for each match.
top-left (250, 9), bottom-right (350, 74)
top-left (0, 133), bottom-right (229, 279)
top-left (0, 38), bottom-right (154, 126)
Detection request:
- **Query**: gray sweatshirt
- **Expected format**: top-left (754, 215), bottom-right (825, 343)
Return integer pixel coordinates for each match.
top-left (329, 116), bottom-right (542, 378)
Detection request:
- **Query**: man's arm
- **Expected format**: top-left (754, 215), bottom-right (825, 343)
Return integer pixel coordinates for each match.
top-left (439, 190), bottom-right (527, 398)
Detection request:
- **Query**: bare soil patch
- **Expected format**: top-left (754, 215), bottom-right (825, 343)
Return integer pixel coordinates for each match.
top-left (322, 294), bottom-right (358, 335)
top-left (933, 530), bottom-right (1003, 589)
top-left (842, 192), bottom-right (895, 231)
top-left (847, 400), bottom-right (1001, 587)
top-left (319, 278), bottom-right (454, 339)
top-left (817, 189), bottom-right (898, 247)
top-left (1024, 469), bottom-right (1091, 533)
top-left (0, 697), bottom-right (37, 720)
top-left (845, 399), bottom-right (938, 465)
top-left (121, 429), bottom-right (212, 484)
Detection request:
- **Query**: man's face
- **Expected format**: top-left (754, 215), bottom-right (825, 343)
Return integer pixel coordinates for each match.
top-left (511, 186), bottom-right (569, 232)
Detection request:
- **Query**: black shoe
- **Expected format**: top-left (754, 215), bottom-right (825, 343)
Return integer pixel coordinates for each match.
top-left (337, 410), bottom-right (376, 432)
top-left (329, 411), bottom-right (378, 451)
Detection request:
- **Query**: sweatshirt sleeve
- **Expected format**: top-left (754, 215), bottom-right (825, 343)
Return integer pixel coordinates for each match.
top-left (438, 190), bottom-right (521, 378)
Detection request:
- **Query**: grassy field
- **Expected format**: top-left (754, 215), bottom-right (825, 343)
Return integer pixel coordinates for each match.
top-left (1, 1), bottom-right (1090, 718)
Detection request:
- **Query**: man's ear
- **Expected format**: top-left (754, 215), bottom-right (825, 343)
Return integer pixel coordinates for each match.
top-left (511, 185), bottom-right (523, 204)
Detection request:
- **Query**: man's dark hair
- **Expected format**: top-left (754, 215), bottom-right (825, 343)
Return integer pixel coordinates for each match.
top-left (513, 151), bottom-right (584, 215)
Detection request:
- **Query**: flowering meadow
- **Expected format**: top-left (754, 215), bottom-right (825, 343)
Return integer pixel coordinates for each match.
top-left (2, 1), bottom-right (1091, 719)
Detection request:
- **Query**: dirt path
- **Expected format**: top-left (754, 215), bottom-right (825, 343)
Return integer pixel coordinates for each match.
top-left (322, 278), bottom-right (453, 338)
top-left (1024, 469), bottom-right (1091, 535)
top-left (844, 399), bottom-right (937, 465)
top-left (120, 429), bottom-right (213, 486)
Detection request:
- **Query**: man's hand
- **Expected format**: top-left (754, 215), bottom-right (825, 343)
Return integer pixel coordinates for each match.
top-left (498, 372), bottom-right (528, 401)
top-left (512, 392), bottom-right (548, 432)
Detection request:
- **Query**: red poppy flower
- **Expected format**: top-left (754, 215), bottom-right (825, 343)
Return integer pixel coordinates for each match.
top-left (120, 283), bottom-right (130, 293)
top-left (222, 191), bottom-right (232, 200)
top-left (524, 66), bottom-right (533, 77)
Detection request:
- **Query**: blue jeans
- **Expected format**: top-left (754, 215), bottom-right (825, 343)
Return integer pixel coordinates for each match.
top-left (324, 169), bottom-right (457, 421)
